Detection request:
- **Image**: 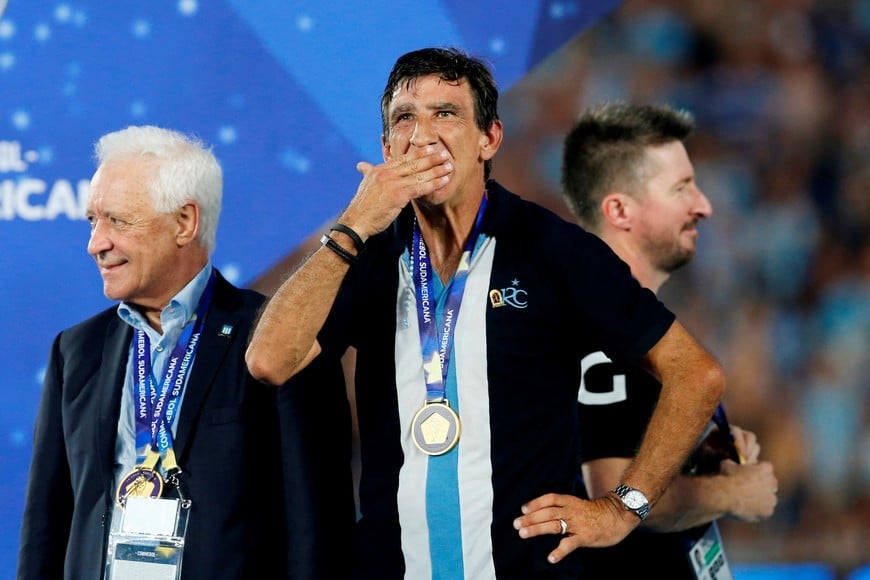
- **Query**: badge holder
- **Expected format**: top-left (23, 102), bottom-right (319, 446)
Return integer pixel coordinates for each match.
top-left (686, 522), bottom-right (734, 580)
top-left (105, 494), bottom-right (191, 580)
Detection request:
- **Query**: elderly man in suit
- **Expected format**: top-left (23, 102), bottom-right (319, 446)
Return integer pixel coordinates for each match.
top-left (17, 125), bottom-right (354, 580)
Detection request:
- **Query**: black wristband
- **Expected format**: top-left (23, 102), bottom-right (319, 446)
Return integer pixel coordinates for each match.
top-left (330, 223), bottom-right (365, 254)
top-left (320, 234), bottom-right (358, 265)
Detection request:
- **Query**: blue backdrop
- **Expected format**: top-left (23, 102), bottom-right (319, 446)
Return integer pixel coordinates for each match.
top-left (0, 0), bottom-right (621, 575)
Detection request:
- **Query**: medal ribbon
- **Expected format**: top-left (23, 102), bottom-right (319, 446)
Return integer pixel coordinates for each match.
top-left (411, 194), bottom-right (488, 403)
top-left (132, 271), bottom-right (216, 472)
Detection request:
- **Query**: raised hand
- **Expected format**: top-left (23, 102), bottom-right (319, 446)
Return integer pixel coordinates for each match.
top-left (339, 145), bottom-right (453, 240)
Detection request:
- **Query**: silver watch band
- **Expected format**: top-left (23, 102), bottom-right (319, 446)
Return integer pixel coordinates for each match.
top-left (612, 483), bottom-right (650, 521)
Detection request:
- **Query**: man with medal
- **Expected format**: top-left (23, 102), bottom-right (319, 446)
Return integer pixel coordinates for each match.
top-left (18, 125), bottom-right (354, 579)
top-left (561, 102), bottom-right (779, 578)
top-left (246, 47), bottom-right (728, 578)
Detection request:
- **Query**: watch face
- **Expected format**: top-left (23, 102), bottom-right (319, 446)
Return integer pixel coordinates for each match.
top-left (624, 490), bottom-right (647, 509)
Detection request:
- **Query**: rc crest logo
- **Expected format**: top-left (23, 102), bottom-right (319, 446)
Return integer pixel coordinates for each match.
top-left (489, 278), bottom-right (528, 309)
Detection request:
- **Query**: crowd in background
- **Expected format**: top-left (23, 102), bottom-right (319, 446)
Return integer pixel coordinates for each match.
top-left (493, 0), bottom-right (868, 574)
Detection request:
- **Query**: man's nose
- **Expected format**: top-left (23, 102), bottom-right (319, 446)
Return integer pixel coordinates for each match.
top-left (409, 119), bottom-right (437, 148)
top-left (694, 187), bottom-right (713, 219)
top-left (86, 220), bottom-right (110, 256)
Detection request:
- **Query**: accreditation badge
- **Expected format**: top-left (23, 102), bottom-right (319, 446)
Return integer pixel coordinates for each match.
top-left (412, 401), bottom-right (461, 455)
top-left (105, 496), bottom-right (191, 580)
top-left (687, 522), bottom-right (734, 580)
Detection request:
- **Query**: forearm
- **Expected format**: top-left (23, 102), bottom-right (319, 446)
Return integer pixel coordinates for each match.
top-left (246, 239), bottom-right (352, 385)
top-left (643, 473), bottom-right (731, 531)
top-left (621, 321), bottom-right (725, 507)
top-left (246, 146), bottom-right (454, 386)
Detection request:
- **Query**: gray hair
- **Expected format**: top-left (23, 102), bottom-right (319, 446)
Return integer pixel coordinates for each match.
top-left (94, 125), bottom-right (223, 254)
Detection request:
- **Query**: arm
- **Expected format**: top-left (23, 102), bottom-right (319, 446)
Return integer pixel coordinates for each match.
top-left (648, 459), bottom-right (777, 530)
top-left (17, 334), bottom-right (74, 579)
top-left (245, 145), bottom-right (453, 385)
top-left (244, 232), bottom-right (353, 386)
top-left (581, 453), bottom-right (778, 532)
top-left (620, 320), bottom-right (725, 506)
top-left (514, 321), bottom-right (725, 560)
top-left (650, 424), bottom-right (775, 529)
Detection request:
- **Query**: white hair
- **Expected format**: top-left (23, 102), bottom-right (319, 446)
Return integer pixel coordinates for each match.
top-left (94, 125), bottom-right (223, 254)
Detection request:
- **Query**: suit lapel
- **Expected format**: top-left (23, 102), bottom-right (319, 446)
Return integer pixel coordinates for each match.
top-left (172, 275), bottom-right (241, 461)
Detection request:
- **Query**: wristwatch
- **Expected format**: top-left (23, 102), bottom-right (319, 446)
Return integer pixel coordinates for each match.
top-left (611, 483), bottom-right (650, 521)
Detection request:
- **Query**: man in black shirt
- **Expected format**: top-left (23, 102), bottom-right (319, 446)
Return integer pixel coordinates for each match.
top-left (562, 102), bottom-right (779, 578)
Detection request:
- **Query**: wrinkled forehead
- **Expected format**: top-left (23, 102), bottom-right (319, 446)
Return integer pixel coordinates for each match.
top-left (389, 74), bottom-right (468, 106)
top-left (395, 71), bottom-right (466, 91)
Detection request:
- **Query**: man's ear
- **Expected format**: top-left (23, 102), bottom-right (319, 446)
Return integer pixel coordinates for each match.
top-left (600, 193), bottom-right (632, 231)
top-left (479, 120), bottom-right (504, 162)
top-left (382, 134), bottom-right (391, 162)
top-left (175, 202), bottom-right (200, 246)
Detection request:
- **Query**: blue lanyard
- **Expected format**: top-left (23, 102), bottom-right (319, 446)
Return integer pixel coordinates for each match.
top-left (132, 272), bottom-right (215, 471)
top-left (411, 194), bottom-right (488, 403)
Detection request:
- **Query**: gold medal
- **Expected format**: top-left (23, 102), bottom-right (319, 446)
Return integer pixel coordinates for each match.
top-left (116, 468), bottom-right (164, 504)
top-left (116, 448), bottom-right (164, 505)
top-left (411, 401), bottom-right (461, 456)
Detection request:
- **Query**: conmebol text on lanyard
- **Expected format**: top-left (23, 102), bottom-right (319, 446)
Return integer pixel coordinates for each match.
top-left (116, 272), bottom-right (216, 504)
top-left (410, 194), bottom-right (488, 456)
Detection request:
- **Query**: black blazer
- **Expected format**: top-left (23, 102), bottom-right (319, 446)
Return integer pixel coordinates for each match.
top-left (17, 271), bottom-right (354, 579)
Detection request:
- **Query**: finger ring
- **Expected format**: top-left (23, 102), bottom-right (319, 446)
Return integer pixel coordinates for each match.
top-left (558, 518), bottom-right (568, 535)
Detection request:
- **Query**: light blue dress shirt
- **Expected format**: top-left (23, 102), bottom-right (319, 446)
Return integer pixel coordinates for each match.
top-left (112, 262), bottom-right (212, 492)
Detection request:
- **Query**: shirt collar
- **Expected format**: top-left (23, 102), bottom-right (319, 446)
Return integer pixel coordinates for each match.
top-left (117, 261), bottom-right (213, 334)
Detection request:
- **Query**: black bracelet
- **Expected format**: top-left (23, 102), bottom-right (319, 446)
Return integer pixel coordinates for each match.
top-left (320, 234), bottom-right (358, 265)
top-left (330, 222), bottom-right (365, 254)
